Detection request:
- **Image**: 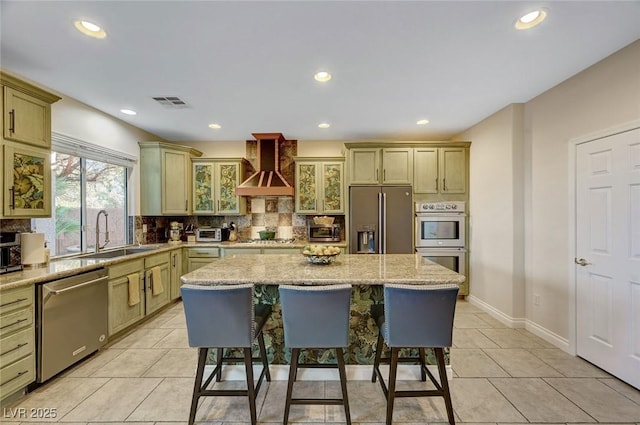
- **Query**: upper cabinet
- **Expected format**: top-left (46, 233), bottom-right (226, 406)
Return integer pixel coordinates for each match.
top-left (414, 147), bottom-right (467, 194)
top-left (349, 147), bottom-right (413, 185)
top-left (139, 142), bottom-right (202, 216)
top-left (1, 72), bottom-right (60, 149)
top-left (192, 158), bottom-right (247, 215)
top-left (295, 157), bottom-right (345, 214)
top-left (1, 72), bottom-right (60, 218)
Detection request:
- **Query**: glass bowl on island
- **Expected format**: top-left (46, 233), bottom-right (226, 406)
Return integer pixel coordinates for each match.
top-left (302, 245), bottom-right (341, 265)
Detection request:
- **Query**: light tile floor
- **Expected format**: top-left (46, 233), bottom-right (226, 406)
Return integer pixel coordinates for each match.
top-left (4, 300), bottom-right (639, 424)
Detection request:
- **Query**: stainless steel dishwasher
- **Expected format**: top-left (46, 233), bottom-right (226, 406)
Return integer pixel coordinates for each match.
top-left (36, 268), bottom-right (108, 383)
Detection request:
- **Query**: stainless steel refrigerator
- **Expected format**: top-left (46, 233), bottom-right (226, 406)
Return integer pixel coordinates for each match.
top-left (349, 186), bottom-right (413, 254)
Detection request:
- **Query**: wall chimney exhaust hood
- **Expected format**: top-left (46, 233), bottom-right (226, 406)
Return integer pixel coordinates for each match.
top-left (236, 133), bottom-right (295, 197)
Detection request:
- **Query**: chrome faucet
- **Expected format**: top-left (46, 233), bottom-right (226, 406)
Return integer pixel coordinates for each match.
top-left (95, 210), bottom-right (110, 253)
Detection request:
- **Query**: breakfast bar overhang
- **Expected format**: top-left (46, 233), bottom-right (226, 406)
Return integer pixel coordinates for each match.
top-left (180, 253), bottom-right (466, 367)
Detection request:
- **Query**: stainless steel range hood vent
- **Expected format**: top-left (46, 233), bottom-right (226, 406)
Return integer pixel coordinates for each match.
top-left (236, 133), bottom-right (295, 197)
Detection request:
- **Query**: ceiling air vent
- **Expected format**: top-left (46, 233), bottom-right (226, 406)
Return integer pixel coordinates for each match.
top-left (152, 96), bottom-right (188, 109)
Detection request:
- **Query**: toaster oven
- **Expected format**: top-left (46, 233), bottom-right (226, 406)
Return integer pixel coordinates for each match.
top-left (196, 228), bottom-right (222, 242)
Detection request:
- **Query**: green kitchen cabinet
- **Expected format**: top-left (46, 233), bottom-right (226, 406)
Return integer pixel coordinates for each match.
top-left (414, 147), bottom-right (467, 194)
top-left (169, 248), bottom-right (183, 301)
top-left (192, 158), bottom-right (247, 215)
top-left (184, 247), bottom-right (220, 273)
top-left (107, 259), bottom-right (145, 336)
top-left (143, 252), bottom-right (171, 316)
top-left (349, 147), bottom-right (413, 185)
top-left (294, 157), bottom-right (345, 214)
top-left (139, 141), bottom-right (203, 216)
top-left (2, 141), bottom-right (51, 218)
top-left (1, 72), bottom-right (60, 149)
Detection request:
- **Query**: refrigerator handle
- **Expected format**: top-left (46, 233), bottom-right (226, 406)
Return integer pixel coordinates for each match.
top-left (382, 192), bottom-right (387, 254)
top-left (378, 192), bottom-right (383, 254)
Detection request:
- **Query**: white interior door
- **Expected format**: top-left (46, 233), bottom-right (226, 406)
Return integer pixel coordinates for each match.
top-left (575, 127), bottom-right (640, 389)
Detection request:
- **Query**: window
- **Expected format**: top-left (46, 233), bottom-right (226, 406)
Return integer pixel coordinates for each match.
top-left (33, 134), bottom-right (134, 256)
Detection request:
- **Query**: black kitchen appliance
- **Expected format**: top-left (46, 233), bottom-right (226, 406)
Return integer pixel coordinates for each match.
top-left (0, 232), bottom-right (22, 274)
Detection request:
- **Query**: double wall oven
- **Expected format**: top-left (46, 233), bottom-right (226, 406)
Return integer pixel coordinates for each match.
top-left (415, 202), bottom-right (466, 274)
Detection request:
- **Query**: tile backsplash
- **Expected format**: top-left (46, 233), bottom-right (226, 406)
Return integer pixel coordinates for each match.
top-left (137, 196), bottom-right (345, 243)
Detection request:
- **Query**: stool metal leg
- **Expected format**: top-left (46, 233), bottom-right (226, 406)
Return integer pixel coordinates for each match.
top-left (188, 347), bottom-right (208, 425)
top-left (372, 331), bottom-right (384, 383)
top-left (386, 347), bottom-right (399, 425)
top-left (435, 347), bottom-right (455, 425)
top-left (336, 347), bottom-right (352, 425)
top-left (419, 348), bottom-right (427, 381)
top-left (258, 330), bottom-right (271, 382)
top-left (216, 348), bottom-right (223, 382)
top-left (244, 347), bottom-right (258, 425)
top-left (283, 348), bottom-right (300, 425)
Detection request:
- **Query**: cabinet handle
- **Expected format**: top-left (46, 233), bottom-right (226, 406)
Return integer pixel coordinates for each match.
top-left (383, 169), bottom-right (386, 181)
top-left (1, 342), bottom-right (28, 357)
top-left (435, 178), bottom-right (438, 191)
top-left (172, 254), bottom-right (176, 267)
top-left (217, 200), bottom-right (220, 211)
top-left (0, 297), bottom-right (28, 308)
top-left (185, 200), bottom-right (188, 211)
top-left (0, 318), bottom-right (28, 330)
top-left (8, 109), bottom-right (15, 133)
top-left (3, 370), bottom-right (28, 385)
top-left (443, 178), bottom-right (446, 191)
top-left (375, 168), bottom-right (379, 181)
top-left (8, 187), bottom-right (15, 209)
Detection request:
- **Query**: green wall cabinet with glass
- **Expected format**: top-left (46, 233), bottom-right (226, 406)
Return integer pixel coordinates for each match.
top-left (414, 147), bottom-right (467, 194)
top-left (139, 141), bottom-right (203, 216)
top-left (192, 158), bottom-right (247, 215)
top-left (294, 157), bottom-right (345, 214)
top-left (1, 72), bottom-right (60, 218)
top-left (348, 147), bottom-right (413, 185)
top-left (2, 141), bottom-right (52, 218)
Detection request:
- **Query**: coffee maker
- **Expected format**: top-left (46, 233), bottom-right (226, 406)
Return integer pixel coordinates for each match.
top-left (0, 232), bottom-right (22, 274)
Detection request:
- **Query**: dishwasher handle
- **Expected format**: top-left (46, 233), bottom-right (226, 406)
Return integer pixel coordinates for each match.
top-left (46, 277), bottom-right (107, 296)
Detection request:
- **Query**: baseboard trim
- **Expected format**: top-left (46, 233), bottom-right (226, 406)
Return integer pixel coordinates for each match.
top-left (467, 295), bottom-right (570, 352)
top-left (203, 364), bottom-right (453, 381)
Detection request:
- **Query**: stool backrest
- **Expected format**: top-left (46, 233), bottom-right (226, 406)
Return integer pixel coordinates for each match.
top-left (279, 284), bottom-right (352, 348)
top-left (181, 284), bottom-right (255, 348)
top-left (383, 284), bottom-right (459, 347)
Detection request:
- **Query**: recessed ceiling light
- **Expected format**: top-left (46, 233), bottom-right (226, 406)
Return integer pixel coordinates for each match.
top-left (208, 123), bottom-right (221, 129)
top-left (74, 20), bottom-right (107, 39)
top-left (314, 71), bottom-right (332, 82)
top-left (515, 9), bottom-right (547, 30)
top-left (416, 119), bottom-right (430, 125)
top-left (318, 123), bottom-right (330, 129)
top-left (120, 109), bottom-right (136, 115)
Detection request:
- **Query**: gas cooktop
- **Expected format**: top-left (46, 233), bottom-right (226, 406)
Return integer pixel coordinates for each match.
top-left (237, 239), bottom-right (296, 245)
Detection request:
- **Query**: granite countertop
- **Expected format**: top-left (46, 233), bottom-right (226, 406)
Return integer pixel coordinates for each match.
top-left (0, 240), bottom-right (345, 291)
top-left (181, 253), bottom-right (465, 286)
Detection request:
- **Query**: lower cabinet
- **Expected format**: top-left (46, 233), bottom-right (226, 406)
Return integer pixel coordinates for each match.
top-left (0, 286), bottom-right (35, 401)
top-left (107, 259), bottom-right (145, 336)
top-left (184, 247), bottom-right (220, 273)
top-left (143, 252), bottom-right (171, 316)
top-left (107, 252), bottom-right (171, 336)
top-left (169, 248), bottom-right (183, 301)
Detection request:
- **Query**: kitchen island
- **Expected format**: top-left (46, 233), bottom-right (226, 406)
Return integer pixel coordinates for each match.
top-left (181, 253), bottom-right (465, 365)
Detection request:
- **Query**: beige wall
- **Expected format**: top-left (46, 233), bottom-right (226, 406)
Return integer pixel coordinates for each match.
top-left (51, 96), bottom-right (163, 215)
top-left (455, 104), bottom-right (525, 319)
top-left (457, 39), bottom-right (640, 346)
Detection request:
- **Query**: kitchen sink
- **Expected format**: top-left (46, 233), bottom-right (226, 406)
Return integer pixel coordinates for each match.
top-left (80, 246), bottom-right (161, 259)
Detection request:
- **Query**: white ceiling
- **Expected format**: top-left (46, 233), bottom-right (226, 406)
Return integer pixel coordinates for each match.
top-left (1, 1), bottom-right (639, 143)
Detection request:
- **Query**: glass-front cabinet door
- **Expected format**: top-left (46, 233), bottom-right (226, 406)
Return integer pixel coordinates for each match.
top-left (321, 162), bottom-right (344, 213)
top-left (193, 161), bottom-right (214, 214)
top-left (295, 158), bottom-right (344, 214)
top-left (214, 161), bottom-right (245, 215)
top-left (2, 141), bottom-right (51, 217)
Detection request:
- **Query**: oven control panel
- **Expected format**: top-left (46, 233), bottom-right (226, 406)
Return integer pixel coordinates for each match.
top-left (415, 202), bottom-right (465, 212)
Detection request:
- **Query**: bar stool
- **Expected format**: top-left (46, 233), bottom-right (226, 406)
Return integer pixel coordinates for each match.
top-left (279, 284), bottom-right (352, 425)
top-left (181, 284), bottom-right (271, 425)
top-left (371, 283), bottom-right (459, 425)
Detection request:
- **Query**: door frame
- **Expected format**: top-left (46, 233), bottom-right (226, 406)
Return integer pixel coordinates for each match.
top-left (567, 118), bottom-right (640, 356)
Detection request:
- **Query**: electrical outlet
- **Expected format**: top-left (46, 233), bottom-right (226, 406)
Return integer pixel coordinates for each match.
top-left (142, 224), bottom-right (148, 233)
top-left (534, 294), bottom-right (540, 306)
